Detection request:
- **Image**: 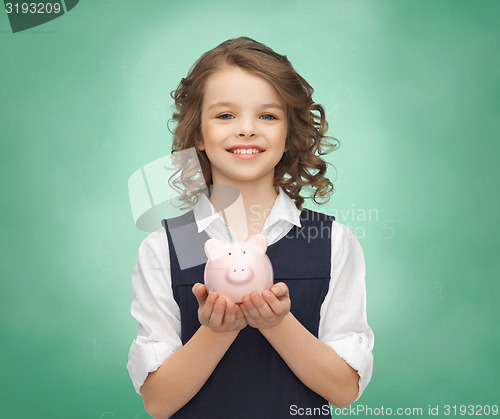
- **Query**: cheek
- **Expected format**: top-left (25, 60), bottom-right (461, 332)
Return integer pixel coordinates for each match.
top-left (281, 126), bottom-right (288, 145)
top-left (202, 122), bottom-right (230, 146)
top-left (272, 124), bottom-right (288, 148)
top-left (201, 125), bottom-right (224, 162)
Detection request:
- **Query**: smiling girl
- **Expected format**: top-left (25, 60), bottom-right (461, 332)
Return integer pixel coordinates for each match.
top-left (127, 37), bottom-right (374, 418)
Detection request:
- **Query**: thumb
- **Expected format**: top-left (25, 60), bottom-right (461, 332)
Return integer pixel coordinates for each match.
top-left (271, 282), bottom-right (288, 298)
top-left (192, 283), bottom-right (208, 305)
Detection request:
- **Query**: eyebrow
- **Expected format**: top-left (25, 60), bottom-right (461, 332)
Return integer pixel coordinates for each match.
top-left (208, 101), bottom-right (285, 111)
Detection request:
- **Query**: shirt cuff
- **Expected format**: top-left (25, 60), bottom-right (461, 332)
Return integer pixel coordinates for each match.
top-left (126, 337), bottom-right (177, 395)
top-left (325, 332), bottom-right (374, 402)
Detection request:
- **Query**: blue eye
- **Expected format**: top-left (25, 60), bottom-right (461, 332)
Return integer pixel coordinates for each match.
top-left (261, 114), bottom-right (277, 120)
top-left (217, 114), bottom-right (234, 120)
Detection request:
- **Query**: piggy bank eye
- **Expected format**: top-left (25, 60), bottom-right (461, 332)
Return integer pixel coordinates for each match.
top-left (243, 251), bottom-right (246, 254)
top-left (229, 252), bottom-right (231, 255)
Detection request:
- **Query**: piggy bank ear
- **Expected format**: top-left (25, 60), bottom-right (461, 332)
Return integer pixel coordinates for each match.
top-left (204, 239), bottom-right (229, 261)
top-left (246, 234), bottom-right (268, 254)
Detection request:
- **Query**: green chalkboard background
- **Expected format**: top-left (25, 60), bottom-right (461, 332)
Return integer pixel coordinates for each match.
top-left (1, 0), bottom-right (499, 418)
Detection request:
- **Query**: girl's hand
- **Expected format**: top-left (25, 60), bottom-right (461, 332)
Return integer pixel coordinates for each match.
top-left (192, 283), bottom-right (247, 333)
top-left (240, 282), bottom-right (291, 330)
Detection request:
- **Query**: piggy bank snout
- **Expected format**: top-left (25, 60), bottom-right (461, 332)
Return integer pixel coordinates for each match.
top-left (225, 263), bottom-right (253, 284)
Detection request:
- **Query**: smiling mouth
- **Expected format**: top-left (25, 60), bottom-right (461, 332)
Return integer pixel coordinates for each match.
top-left (226, 148), bottom-right (265, 154)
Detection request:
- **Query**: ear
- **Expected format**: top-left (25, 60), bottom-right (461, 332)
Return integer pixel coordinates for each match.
top-left (204, 238), bottom-right (228, 260)
top-left (246, 234), bottom-right (268, 254)
top-left (195, 132), bottom-right (205, 151)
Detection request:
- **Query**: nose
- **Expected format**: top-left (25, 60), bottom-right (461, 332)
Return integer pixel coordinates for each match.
top-left (226, 264), bottom-right (253, 284)
top-left (237, 117), bottom-right (257, 138)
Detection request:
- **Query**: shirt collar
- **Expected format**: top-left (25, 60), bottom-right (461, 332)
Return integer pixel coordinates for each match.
top-left (192, 186), bottom-right (301, 234)
top-left (193, 190), bottom-right (221, 233)
top-left (262, 186), bottom-right (302, 231)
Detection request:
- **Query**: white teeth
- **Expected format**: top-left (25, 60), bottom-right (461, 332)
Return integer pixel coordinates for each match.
top-left (229, 148), bottom-right (262, 154)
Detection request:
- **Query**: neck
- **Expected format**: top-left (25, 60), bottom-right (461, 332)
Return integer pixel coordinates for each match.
top-left (209, 175), bottom-right (278, 241)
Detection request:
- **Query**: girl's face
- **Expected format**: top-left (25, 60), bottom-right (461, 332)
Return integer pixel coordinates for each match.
top-left (198, 65), bottom-right (288, 187)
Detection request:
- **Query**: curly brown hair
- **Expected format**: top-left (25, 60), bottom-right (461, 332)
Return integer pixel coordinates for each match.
top-left (168, 36), bottom-right (339, 210)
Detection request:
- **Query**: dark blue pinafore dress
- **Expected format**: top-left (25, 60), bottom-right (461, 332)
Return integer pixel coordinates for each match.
top-left (161, 208), bottom-right (335, 418)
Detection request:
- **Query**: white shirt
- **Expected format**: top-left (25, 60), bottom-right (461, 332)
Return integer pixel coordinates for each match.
top-left (127, 187), bottom-right (374, 403)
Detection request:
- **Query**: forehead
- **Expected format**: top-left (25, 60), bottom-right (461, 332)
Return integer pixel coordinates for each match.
top-left (202, 66), bottom-right (284, 109)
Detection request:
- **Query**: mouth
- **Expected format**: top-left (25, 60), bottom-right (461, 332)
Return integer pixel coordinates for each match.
top-left (225, 145), bottom-right (266, 155)
top-left (226, 148), bottom-right (264, 155)
top-left (225, 145), bottom-right (265, 160)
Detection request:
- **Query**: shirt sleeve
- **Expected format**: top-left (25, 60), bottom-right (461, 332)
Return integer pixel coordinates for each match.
top-left (126, 228), bottom-right (183, 395)
top-left (318, 220), bottom-right (375, 403)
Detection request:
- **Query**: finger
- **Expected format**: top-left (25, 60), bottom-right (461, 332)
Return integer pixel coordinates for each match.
top-left (271, 282), bottom-right (289, 298)
top-left (192, 283), bottom-right (208, 305)
top-left (264, 290), bottom-right (288, 316)
top-left (262, 289), bottom-right (280, 312)
top-left (250, 292), bottom-right (275, 319)
top-left (264, 284), bottom-right (291, 317)
top-left (242, 294), bottom-right (268, 321)
top-left (224, 302), bottom-right (236, 325)
top-left (236, 310), bottom-right (248, 329)
top-left (192, 282), bottom-right (207, 298)
top-left (200, 291), bottom-right (218, 319)
top-left (240, 304), bottom-right (257, 328)
top-left (209, 297), bottom-right (226, 329)
top-left (239, 303), bottom-right (254, 325)
top-left (234, 304), bottom-right (245, 322)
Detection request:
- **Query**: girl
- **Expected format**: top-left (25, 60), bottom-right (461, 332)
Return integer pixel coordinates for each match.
top-left (127, 37), bottom-right (374, 418)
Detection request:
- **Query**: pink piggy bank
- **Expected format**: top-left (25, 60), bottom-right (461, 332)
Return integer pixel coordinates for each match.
top-left (204, 234), bottom-right (274, 304)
